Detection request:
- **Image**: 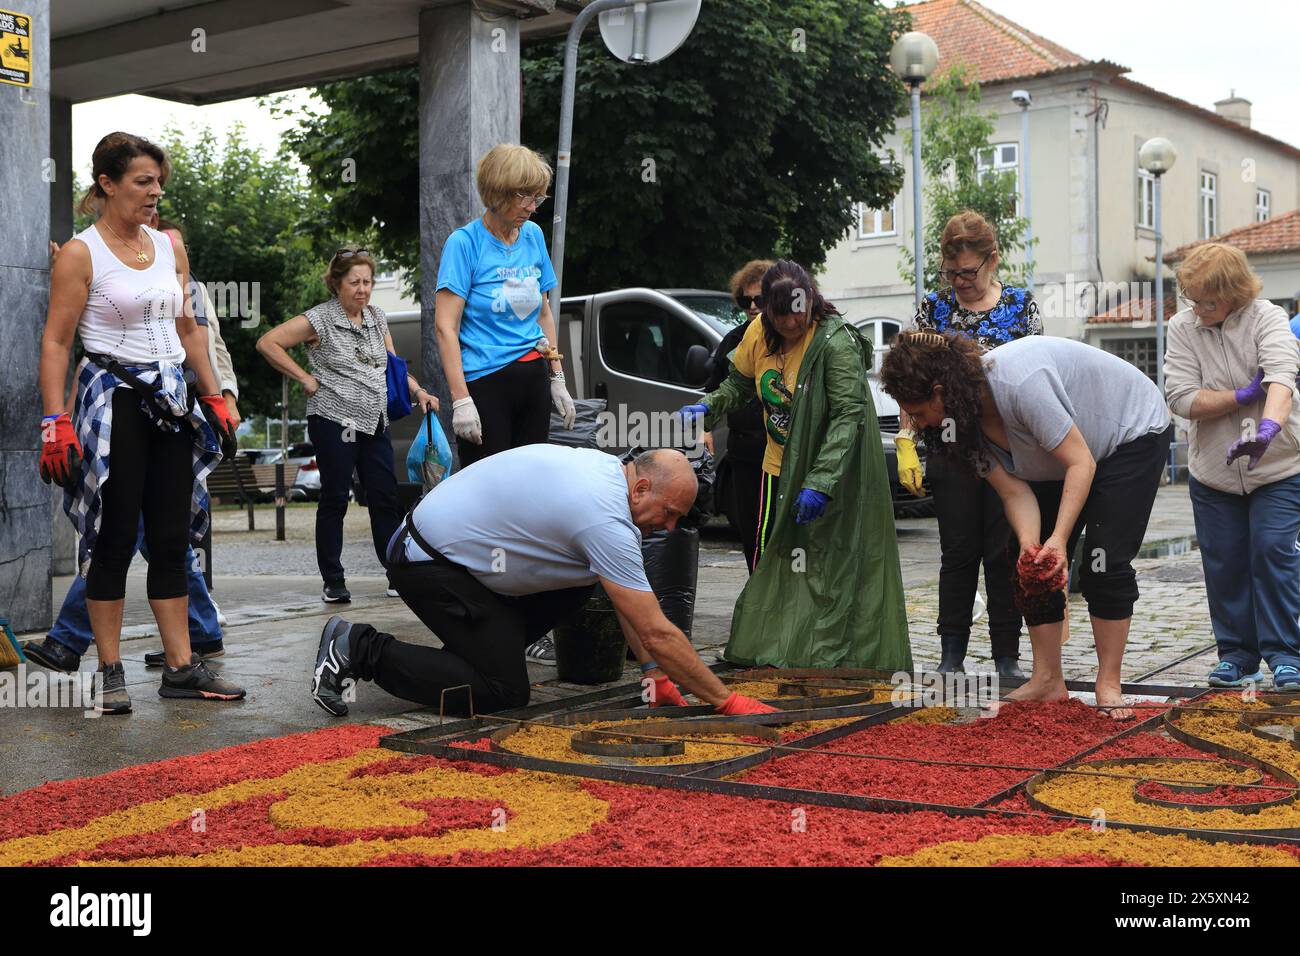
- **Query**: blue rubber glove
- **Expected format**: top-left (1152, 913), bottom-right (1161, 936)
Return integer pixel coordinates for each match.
top-left (1226, 418), bottom-right (1281, 470)
top-left (793, 488), bottom-right (829, 524)
top-left (679, 403), bottom-right (708, 421)
top-left (1234, 367), bottom-right (1267, 405)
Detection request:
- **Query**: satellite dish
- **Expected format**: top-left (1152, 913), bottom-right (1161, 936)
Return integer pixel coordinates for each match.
top-left (598, 0), bottom-right (702, 65)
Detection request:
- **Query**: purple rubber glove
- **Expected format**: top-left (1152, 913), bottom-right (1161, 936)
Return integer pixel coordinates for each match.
top-left (1226, 418), bottom-right (1281, 470)
top-left (793, 488), bottom-right (830, 524)
top-left (1234, 367), bottom-right (1267, 405)
top-left (678, 403), bottom-right (708, 422)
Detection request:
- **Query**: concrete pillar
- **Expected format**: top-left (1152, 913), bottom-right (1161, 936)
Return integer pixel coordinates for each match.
top-left (48, 93), bottom-right (75, 577)
top-left (0, 0), bottom-right (52, 631)
top-left (416, 3), bottom-right (521, 460)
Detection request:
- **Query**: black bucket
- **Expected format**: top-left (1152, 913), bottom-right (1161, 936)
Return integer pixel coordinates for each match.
top-left (553, 585), bottom-right (627, 684)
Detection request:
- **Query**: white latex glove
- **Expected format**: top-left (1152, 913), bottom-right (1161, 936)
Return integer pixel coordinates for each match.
top-left (550, 372), bottom-right (576, 429)
top-left (452, 396), bottom-right (483, 445)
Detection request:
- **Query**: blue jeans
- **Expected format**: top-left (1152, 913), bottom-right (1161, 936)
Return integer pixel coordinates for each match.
top-left (1190, 473), bottom-right (1300, 672)
top-left (49, 523), bottom-right (222, 656)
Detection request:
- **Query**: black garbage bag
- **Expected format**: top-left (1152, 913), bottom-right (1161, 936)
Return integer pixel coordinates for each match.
top-left (641, 526), bottom-right (700, 638)
top-left (548, 397), bottom-right (607, 449)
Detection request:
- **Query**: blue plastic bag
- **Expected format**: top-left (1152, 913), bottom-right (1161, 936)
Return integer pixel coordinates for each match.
top-left (407, 412), bottom-right (454, 490)
top-left (386, 351), bottom-right (413, 422)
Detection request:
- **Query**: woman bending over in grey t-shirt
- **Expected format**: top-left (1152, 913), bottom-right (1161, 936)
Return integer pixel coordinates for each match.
top-left (881, 331), bottom-right (1172, 719)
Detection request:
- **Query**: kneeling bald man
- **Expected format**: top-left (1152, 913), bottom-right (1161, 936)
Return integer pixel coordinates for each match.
top-left (312, 444), bottom-right (774, 717)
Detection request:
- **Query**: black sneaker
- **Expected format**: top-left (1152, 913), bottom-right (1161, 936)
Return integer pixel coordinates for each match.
top-left (94, 661), bottom-right (132, 715)
top-left (158, 656), bottom-right (246, 701)
top-left (312, 614), bottom-right (355, 717)
top-left (22, 637), bottom-right (81, 673)
top-left (525, 634), bottom-right (557, 665)
top-left (322, 582), bottom-right (351, 603)
top-left (144, 641), bottom-right (224, 668)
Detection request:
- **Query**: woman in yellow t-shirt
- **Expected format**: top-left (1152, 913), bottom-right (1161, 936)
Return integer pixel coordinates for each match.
top-left (678, 260), bottom-right (910, 669)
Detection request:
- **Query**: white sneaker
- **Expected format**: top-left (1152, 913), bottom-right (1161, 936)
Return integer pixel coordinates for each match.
top-left (386, 587), bottom-right (399, 598)
top-left (212, 598), bottom-right (228, 627)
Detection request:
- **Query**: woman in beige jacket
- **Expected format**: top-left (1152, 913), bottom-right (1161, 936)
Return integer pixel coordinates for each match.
top-left (1164, 242), bottom-right (1300, 691)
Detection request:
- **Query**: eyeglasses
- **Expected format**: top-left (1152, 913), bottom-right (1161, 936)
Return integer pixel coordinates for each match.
top-left (1179, 293), bottom-right (1219, 312)
top-left (514, 192), bottom-right (549, 208)
top-left (939, 251), bottom-right (993, 284)
top-left (736, 295), bottom-right (764, 310)
top-left (334, 247), bottom-right (370, 261)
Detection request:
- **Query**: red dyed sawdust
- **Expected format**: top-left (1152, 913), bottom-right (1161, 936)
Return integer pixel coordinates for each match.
top-left (737, 698), bottom-right (1150, 805)
top-left (0, 723), bottom-right (386, 840)
top-left (38, 792), bottom-right (507, 866)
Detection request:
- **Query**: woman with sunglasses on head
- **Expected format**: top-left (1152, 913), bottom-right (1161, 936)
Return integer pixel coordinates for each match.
top-left (1163, 243), bottom-right (1300, 691)
top-left (700, 259), bottom-right (773, 572)
top-left (901, 210), bottom-right (1040, 679)
top-left (258, 248), bottom-right (437, 604)
top-left (881, 331), bottom-right (1173, 718)
top-left (434, 144), bottom-right (575, 472)
top-left (681, 261), bottom-right (911, 670)
top-left (37, 132), bottom-right (245, 713)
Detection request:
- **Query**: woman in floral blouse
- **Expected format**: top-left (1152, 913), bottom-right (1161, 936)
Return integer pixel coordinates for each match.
top-left (897, 210), bottom-right (1041, 678)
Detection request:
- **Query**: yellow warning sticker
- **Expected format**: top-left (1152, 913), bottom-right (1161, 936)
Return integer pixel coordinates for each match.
top-left (0, 9), bottom-right (32, 88)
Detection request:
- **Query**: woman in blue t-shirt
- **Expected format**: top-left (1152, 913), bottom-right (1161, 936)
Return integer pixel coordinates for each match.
top-left (434, 144), bottom-right (576, 471)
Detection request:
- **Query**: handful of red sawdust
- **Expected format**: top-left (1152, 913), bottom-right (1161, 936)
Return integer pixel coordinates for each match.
top-left (1010, 545), bottom-right (1068, 625)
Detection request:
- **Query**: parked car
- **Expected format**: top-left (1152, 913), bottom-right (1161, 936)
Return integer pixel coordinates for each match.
top-left (388, 289), bottom-right (933, 524)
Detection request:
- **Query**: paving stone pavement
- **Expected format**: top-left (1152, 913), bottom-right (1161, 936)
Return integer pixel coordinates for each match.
top-left (3, 483), bottom-right (1242, 795)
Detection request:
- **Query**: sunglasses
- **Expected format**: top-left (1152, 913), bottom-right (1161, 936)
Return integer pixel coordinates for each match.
top-left (333, 247), bottom-right (371, 261)
top-left (736, 294), bottom-right (765, 310)
top-left (514, 192), bottom-right (549, 208)
top-left (940, 251), bottom-right (993, 284)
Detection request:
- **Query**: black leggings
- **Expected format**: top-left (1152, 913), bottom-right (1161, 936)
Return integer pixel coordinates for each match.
top-left (457, 357), bottom-right (550, 468)
top-left (85, 386), bottom-right (193, 601)
top-left (349, 553), bottom-right (593, 715)
top-left (1012, 425), bottom-right (1173, 626)
top-left (929, 454), bottom-right (1021, 658)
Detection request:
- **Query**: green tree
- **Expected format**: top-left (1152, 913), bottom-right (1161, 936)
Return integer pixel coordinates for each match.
top-left (898, 65), bottom-right (1034, 291)
top-left (280, 0), bottom-right (907, 296)
top-left (155, 124), bottom-right (329, 417)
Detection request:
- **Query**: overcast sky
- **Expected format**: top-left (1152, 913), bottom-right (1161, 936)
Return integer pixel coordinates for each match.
top-left (73, 0), bottom-right (1299, 180)
top-left (953, 0), bottom-right (1299, 147)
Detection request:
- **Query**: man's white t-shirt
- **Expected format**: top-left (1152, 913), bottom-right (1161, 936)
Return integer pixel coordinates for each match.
top-left (403, 444), bottom-right (652, 597)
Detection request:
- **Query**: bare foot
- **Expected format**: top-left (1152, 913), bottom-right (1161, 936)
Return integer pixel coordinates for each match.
top-left (1004, 676), bottom-right (1069, 703)
top-left (1095, 682), bottom-right (1134, 720)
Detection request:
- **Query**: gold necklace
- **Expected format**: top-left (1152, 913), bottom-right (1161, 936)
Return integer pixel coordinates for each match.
top-left (102, 220), bottom-right (149, 263)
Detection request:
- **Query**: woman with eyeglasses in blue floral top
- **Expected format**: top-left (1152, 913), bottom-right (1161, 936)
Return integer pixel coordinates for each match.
top-left (897, 210), bottom-right (1041, 678)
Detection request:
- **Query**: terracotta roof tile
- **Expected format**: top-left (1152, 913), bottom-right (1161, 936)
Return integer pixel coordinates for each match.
top-left (1166, 209), bottom-right (1300, 262)
top-left (1087, 292), bottom-right (1179, 325)
top-left (902, 0), bottom-right (1093, 85)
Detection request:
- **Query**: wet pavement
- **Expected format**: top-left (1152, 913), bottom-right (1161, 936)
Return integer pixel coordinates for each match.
top-left (1, 485), bottom-right (1222, 796)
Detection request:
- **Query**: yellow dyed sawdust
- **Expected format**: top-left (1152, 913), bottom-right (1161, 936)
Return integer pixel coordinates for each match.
top-left (894, 707), bottom-right (960, 725)
top-left (878, 827), bottom-right (1300, 867)
top-left (497, 719), bottom-right (769, 765)
top-left (1030, 697), bottom-right (1300, 832)
top-left (726, 680), bottom-right (889, 701)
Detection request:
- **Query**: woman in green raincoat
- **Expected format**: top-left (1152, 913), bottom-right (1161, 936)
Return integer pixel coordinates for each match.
top-left (681, 260), bottom-right (911, 669)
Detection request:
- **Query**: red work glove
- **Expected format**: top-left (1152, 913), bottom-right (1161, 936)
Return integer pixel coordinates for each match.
top-left (198, 394), bottom-right (238, 460)
top-left (716, 692), bottom-right (779, 716)
top-left (648, 675), bottom-right (689, 707)
top-left (38, 414), bottom-right (83, 490)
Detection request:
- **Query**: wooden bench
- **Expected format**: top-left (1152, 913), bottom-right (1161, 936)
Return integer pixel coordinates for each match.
top-left (206, 458), bottom-right (265, 530)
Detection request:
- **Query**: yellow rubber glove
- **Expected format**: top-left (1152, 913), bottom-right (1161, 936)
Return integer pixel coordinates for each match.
top-left (895, 430), bottom-right (925, 497)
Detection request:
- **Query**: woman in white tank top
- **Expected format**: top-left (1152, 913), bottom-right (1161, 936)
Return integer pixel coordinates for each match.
top-left (37, 132), bottom-right (245, 713)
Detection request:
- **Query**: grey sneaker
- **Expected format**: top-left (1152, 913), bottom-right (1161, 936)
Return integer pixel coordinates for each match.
top-left (94, 661), bottom-right (132, 715)
top-left (312, 615), bottom-right (355, 716)
top-left (159, 656), bottom-right (246, 701)
top-left (525, 634), bottom-right (556, 665)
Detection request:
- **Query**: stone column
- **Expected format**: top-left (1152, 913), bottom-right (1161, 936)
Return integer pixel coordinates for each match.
top-left (0, 0), bottom-right (52, 631)
top-left (417, 2), bottom-right (521, 464)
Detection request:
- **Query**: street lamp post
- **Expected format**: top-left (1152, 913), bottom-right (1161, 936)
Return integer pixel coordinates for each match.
top-left (890, 31), bottom-right (938, 311)
top-left (1012, 90), bottom-right (1033, 293)
top-left (1140, 136), bottom-right (1177, 480)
